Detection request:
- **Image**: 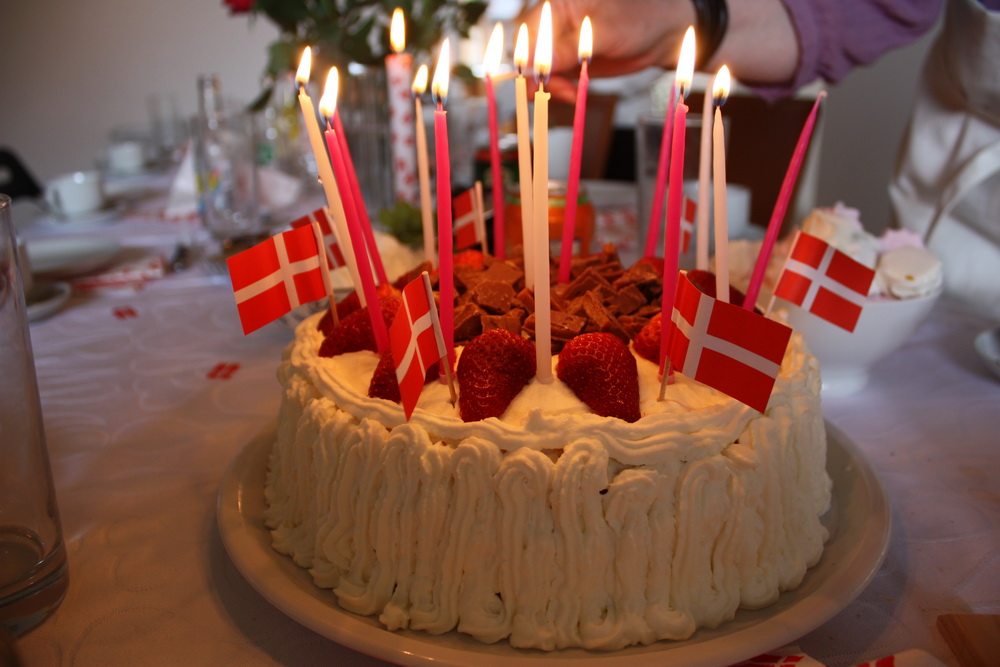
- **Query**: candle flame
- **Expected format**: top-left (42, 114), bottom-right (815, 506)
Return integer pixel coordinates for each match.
top-left (514, 23), bottom-right (530, 74)
top-left (390, 8), bottom-right (405, 54)
top-left (712, 65), bottom-right (731, 106)
top-left (318, 66), bottom-right (339, 119)
top-left (483, 22), bottom-right (504, 75)
top-left (534, 1), bottom-right (553, 82)
top-left (296, 46), bottom-right (312, 86)
top-left (412, 64), bottom-right (428, 95)
top-left (676, 26), bottom-right (696, 97)
top-left (432, 38), bottom-right (450, 104)
top-left (579, 16), bottom-right (593, 62)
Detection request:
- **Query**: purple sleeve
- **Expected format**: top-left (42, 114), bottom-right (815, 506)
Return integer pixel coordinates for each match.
top-left (754, 0), bottom-right (944, 99)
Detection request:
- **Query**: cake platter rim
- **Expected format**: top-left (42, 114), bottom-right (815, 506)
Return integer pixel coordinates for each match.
top-left (216, 421), bottom-right (890, 666)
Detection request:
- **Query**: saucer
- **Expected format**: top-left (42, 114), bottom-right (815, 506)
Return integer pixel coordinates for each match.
top-left (51, 200), bottom-right (126, 226)
top-left (27, 238), bottom-right (121, 277)
top-left (26, 281), bottom-right (71, 322)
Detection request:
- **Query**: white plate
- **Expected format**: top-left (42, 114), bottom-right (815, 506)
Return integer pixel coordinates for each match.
top-left (217, 423), bottom-right (890, 666)
top-left (25, 280), bottom-right (71, 321)
top-left (26, 237), bottom-right (121, 277)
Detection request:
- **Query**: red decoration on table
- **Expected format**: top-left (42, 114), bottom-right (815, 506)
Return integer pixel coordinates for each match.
top-left (206, 362), bottom-right (240, 380)
top-left (744, 91), bottom-right (827, 310)
top-left (390, 272), bottom-right (452, 419)
top-left (773, 231), bottom-right (876, 332)
top-left (453, 187), bottom-right (479, 250)
top-left (333, 110), bottom-right (388, 285)
top-left (112, 306), bottom-right (137, 320)
top-left (227, 225), bottom-right (327, 335)
top-left (681, 195), bottom-right (697, 254)
top-left (667, 272), bottom-right (792, 413)
top-left (290, 208), bottom-right (346, 268)
top-left (558, 16), bottom-right (593, 283)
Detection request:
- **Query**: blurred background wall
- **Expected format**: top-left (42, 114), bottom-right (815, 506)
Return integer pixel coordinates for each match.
top-left (0, 0), bottom-right (939, 233)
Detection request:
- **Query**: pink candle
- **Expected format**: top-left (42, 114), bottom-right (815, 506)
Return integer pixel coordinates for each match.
top-left (324, 121), bottom-right (388, 355)
top-left (433, 41), bottom-right (455, 370)
top-left (658, 98), bottom-right (688, 369)
top-left (743, 91), bottom-right (827, 310)
top-left (558, 16), bottom-right (593, 284)
top-left (644, 79), bottom-right (676, 258)
top-left (333, 110), bottom-right (388, 286)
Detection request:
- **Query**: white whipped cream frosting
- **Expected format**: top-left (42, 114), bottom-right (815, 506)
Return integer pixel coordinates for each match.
top-left (264, 314), bottom-right (832, 650)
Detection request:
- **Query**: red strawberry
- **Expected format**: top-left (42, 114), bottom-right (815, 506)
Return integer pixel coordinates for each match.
top-left (686, 269), bottom-right (756, 312)
top-left (457, 329), bottom-right (535, 422)
top-left (368, 351), bottom-right (401, 402)
top-left (319, 296), bottom-right (401, 357)
top-left (632, 314), bottom-right (661, 364)
top-left (455, 249), bottom-right (485, 270)
top-left (368, 352), bottom-right (440, 403)
top-left (318, 284), bottom-right (401, 336)
top-left (557, 333), bottom-right (640, 422)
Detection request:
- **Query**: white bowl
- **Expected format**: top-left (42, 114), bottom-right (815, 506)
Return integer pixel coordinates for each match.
top-left (779, 289), bottom-right (941, 396)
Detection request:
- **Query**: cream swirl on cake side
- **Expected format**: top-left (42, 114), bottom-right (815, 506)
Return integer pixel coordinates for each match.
top-left (265, 313), bottom-right (831, 650)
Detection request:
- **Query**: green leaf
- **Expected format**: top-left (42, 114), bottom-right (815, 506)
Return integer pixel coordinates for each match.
top-left (247, 83), bottom-right (275, 113)
top-left (378, 201), bottom-right (425, 249)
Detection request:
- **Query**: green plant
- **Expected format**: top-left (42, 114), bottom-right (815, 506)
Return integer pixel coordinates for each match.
top-left (378, 200), bottom-right (425, 249)
top-left (243, 0), bottom-right (487, 108)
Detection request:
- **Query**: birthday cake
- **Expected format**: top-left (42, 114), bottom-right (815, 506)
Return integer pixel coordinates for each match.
top-left (263, 251), bottom-right (832, 650)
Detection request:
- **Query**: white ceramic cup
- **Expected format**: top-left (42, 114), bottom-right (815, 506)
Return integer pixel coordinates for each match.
top-left (107, 141), bottom-right (145, 174)
top-left (45, 171), bottom-right (105, 218)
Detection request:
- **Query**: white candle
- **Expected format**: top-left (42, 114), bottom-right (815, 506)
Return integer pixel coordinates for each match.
top-left (514, 23), bottom-right (534, 289)
top-left (412, 65), bottom-right (435, 264)
top-left (295, 47), bottom-right (364, 304)
top-left (712, 66), bottom-right (732, 302)
top-left (533, 2), bottom-right (553, 383)
top-left (696, 78), bottom-right (713, 270)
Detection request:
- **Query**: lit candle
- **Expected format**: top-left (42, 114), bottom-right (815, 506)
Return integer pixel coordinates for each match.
top-left (644, 77), bottom-right (677, 257)
top-left (332, 108), bottom-right (389, 286)
top-left (744, 91), bottom-right (827, 310)
top-left (432, 40), bottom-right (456, 371)
top-left (533, 1), bottom-right (553, 383)
top-left (319, 67), bottom-right (388, 354)
top-left (712, 66), bottom-right (731, 302)
top-left (696, 61), bottom-right (714, 270)
top-left (514, 23), bottom-right (534, 288)
top-left (658, 27), bottom-right (695, 371)
top-left (385, 7), bottom-right (418, 204)
top-left (411, 65), bottom-right (435, 265)
top-left (483, 22), bottom-right (506, 259)
top-left (294, 47), bottom-right (365, 304)
top-left (557, 16), bottom-right (593, 284)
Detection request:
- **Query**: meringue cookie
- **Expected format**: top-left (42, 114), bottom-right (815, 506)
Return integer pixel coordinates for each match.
top-left (802, 202), bottom-right (879, 269)
top-left (877, 246), bottom-right (943, 299)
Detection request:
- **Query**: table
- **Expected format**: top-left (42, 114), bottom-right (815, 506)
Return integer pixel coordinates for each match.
top-left (10, 181), bottom-right (1000, 666)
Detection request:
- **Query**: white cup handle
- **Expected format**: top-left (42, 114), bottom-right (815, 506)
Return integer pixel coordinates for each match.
top-left (45, 187), bottom-right (63, 215)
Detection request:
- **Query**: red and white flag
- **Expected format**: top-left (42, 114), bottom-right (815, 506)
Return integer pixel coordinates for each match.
top-left (290, 208), bottom-right (347, 269)
top-left (390, 272), bottom-right (447, 419)
top-left (668, 272), bottom-right (792, 412)
top-left (681, 195), bottom-right (697, 254)
top-left (227, 225), bottom-right (327, 335)
top-left (773, 231), bottom-right (876, 332)
top-left (453, 187), bottom-right (480, 250)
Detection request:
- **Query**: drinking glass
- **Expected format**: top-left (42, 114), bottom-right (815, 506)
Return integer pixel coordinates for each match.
top-left (0, 195), bottom-right (68, 636)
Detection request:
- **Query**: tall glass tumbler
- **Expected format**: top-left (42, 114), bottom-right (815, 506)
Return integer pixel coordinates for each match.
top-left (0, 195), bottom-right (68, 636)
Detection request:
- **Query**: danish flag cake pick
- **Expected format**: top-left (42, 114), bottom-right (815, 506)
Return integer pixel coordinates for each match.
top-left (666, 271), bottom-right (792, 412)
top-left (290, 208), bottom-right (347, 269)
top-left (390, 271), bottom-right (455, 418)
top-left (453, 186), bottom-right (481, 251)
top-left (680, 195), bottom-right (697, 254)
top-left (773, 231), bottom-right (876, 332)
top-left (227, 225), bottom-right (329, 335)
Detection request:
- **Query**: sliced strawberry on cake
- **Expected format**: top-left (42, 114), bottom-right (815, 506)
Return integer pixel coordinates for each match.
top-left (457, 328), bottom-right (536, 422)
top-left (557, 332), bottom-right (641, 422)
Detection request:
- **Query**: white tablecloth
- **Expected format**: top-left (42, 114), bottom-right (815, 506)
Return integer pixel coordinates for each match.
top-left (10, 186), bottom-right (1000, 666)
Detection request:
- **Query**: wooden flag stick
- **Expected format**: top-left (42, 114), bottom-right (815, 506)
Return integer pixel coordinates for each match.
top-left (422, 271), bottom-right (458, 404)
top-left (474, 180), bottom-right (488, 252)
top-left (309, 215), bottom-right (339, 326)
top-left (657, 358), bottom-right (673, 402)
